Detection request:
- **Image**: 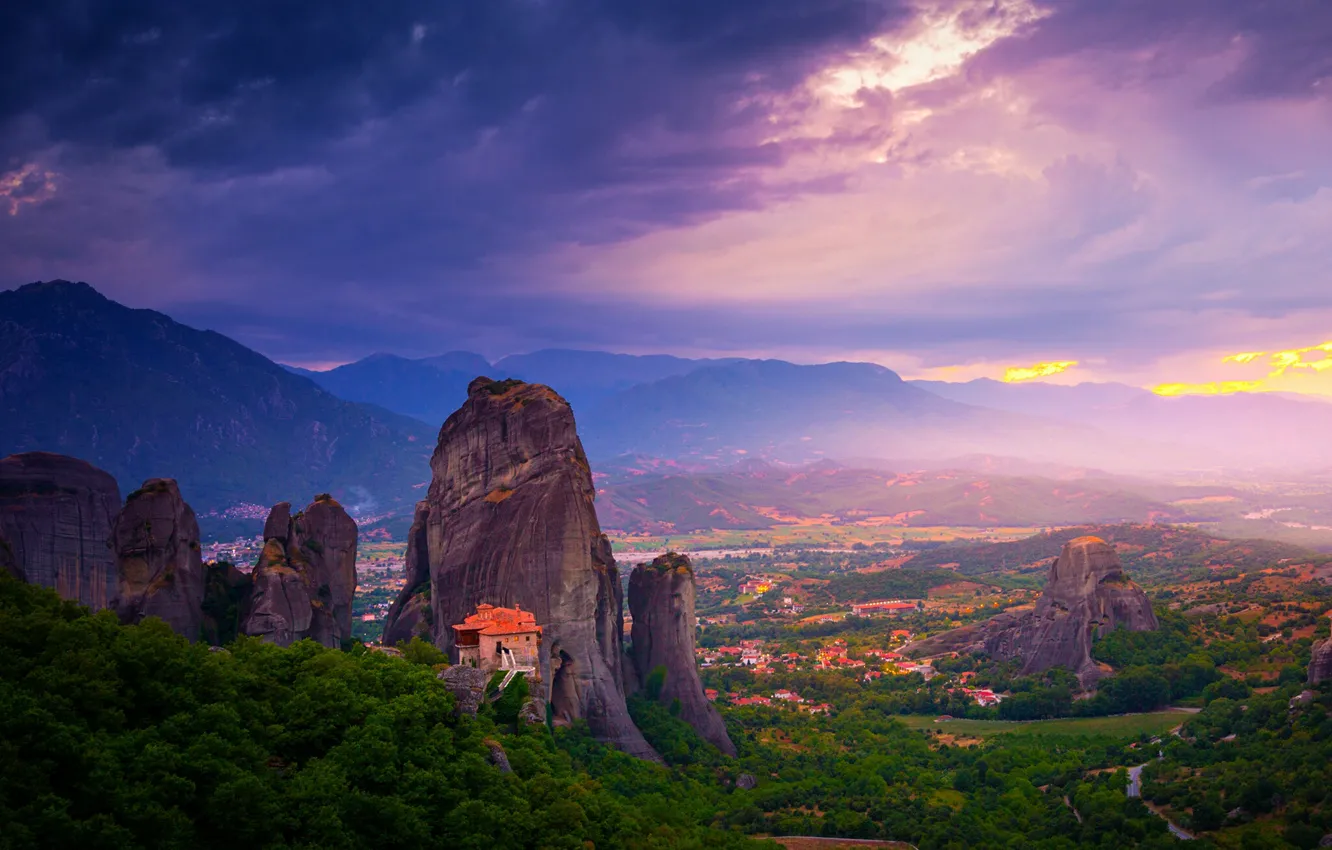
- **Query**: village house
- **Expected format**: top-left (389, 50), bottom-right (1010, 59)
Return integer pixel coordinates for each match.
top-left (452, 603), bottom-right (542, 673)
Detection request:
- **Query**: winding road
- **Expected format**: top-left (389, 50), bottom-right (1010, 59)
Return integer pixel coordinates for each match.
top-left (1127, 764), bottom-right (1194, 841)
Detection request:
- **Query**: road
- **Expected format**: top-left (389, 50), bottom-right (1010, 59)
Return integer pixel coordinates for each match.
top-left (1127, 764), bottom-right (1195, 840)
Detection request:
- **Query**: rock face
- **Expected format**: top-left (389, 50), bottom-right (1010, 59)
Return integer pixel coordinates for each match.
top-left (0, 452), bottom-right (121, 609)
top-left (909, 536), bottom-right (1158, 687)
top-left (396, 376), bottom-right (657, 760)
top-left (242, 497), bottom-right (358, 647)
top-left (628, 553), bottom-right (736, 755)
top-left (113, 479), bottom-right (206, 639)
top-left (439, 665), bottom-right (490, 717)
top-left (1309, 639), bottom-right (1332, 685)
top-left (381, 500), bottom-right (432, 646)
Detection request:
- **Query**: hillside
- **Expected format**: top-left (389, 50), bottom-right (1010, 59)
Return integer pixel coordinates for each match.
top-left (596, 460), bottom-right (1189, 532)
top-left (904, 523), bottom-right (1326, 585)
top-left (0, 281), bottom-right (432, 518)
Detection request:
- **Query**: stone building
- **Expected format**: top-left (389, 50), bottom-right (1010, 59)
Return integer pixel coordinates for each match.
top-left (452, 603), bottom-right (542, 673)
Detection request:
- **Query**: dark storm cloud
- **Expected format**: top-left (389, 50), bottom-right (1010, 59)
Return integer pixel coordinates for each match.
top-left (1, 0), bottom-right (910, 314)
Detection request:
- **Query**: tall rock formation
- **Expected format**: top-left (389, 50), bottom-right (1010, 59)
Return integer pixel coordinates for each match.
top-left (113, 479), bottom-right (206, 639)
top-left (394, 376), bottom-right (657, 760)
top-left (908, 536), bottom-right (1158, 686)
top-left (242, 496), bottom-right (358, 647)
top-left (381, 500), bottom-right (432, 646)
top-left (628, 553), bottom-right (736, 755)
top-left (0, 452), bottom-right (121, 609)
top-left (1309, 639), bottom-right (1332, 685)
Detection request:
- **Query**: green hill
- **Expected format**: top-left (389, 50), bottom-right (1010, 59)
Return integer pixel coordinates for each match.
top-left (904, 523), bottom-right (1326, 585)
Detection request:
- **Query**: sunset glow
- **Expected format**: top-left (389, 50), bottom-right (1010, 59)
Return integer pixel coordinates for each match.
top-left (1003, 361), bottom-right (1078, 383)
top-left (1152, 381), bottom-right (1266, 397)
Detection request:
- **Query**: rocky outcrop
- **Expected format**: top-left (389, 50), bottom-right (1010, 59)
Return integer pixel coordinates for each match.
top-left (241, 497), bottom-right (358, 647)
top-left (0, 452), bottom-right (121, 609)
top-left (908, 536), bottom-right (1158, 687)
top-left (404, 376), bottom-right (657, 760)
top-left (485, 740), bottom-right (513, 773)
top-left (628, 553), bottom-right (736, 755)
top-left (113, 479), bottom-right (206, 639)
top-left (381, 500), bottom-right (432, 646)
top-left (1309, 639), bottom-right (1332, 685)
top-left (518, 698), bottom-right (546, 726)
top-left (439, 665), bottom-right (490, 717)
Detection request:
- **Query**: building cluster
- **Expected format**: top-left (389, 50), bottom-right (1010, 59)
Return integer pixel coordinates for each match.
top-left (726, 690), bottom-right (833, 715)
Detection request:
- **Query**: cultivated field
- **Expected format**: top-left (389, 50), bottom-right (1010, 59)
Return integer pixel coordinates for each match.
top-left (896, 711), bottom-right (1192, 739)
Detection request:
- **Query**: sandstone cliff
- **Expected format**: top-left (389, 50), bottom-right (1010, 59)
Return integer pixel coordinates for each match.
top-left (381, 500), bottom-right (432, 646)
top-left (628, 553), bottom-right (736, 755)
top-left (398, 376), bottom-right (657, 760)
top-left (908, 536), bottom-right (1158, 687)
top-left (242, 497), bottom-right (358, 647)
top-left (0, 452), bottom-right (121, 610)
top-left (113, 479), bottom-right (206, 639)
top-left (1309, 639), bottom-right (1332, 685)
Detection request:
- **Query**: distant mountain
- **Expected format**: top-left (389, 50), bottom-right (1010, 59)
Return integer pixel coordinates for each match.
top-left (295, 348), bottom-right (739, 427)
top-left (595, 459), bottom-right (1189, 532)
top-left (912, 378), bottom-right (1332, 469)
top-left (297, 354), bottom-right (477, 429)
top-left (493, 349), bottom-right (743, 412)
top-left (0, 281), bottom-right (432, 521)
top-left (416, 350), bottom-right (493, 374)
top-left (579, 360), bottom-right (1168, 468)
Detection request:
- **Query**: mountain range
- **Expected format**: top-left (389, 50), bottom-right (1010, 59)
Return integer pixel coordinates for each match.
top-left (0, 281), bottom-right (432, 518)
top-left (8, 281), bottom-right (1332, 541)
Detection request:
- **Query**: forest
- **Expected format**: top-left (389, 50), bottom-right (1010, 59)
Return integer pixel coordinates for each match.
top-left (0, 571), bottom-right (1222, 849)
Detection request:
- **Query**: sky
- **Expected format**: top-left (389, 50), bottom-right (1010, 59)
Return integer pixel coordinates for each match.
top-left (2, 0), bottom-right (1331, 394)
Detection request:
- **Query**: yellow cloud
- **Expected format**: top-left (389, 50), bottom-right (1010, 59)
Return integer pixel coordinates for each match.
top-left (1153, 381), bottom-right (1266, 397)
top-left (1161, 340), bottom-right (1332, 396)
top-left (1221, 352), bottom-right (1266, 364)
top-left (1267, 342), bottom-right (1332, 376)
top-left (1003, 360), bottom-right (1078, 383)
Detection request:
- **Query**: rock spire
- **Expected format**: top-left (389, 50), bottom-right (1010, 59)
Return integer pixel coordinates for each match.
top-left (628, 553), bottom-right (736, 755)
top-left (242, 496), bottom-right (358, 647)
top-left (113, 479), bottom-right (206, 639)
top-left (909, 536), bottom-right (1158, 686)
top-left (386, 376), bottom-right (657, 760)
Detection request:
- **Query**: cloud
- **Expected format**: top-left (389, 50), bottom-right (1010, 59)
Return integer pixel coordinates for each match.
top-left (0, 0), bottom-right (1329, 376)
top-left (1003, 360), bottom-right (1078, 383)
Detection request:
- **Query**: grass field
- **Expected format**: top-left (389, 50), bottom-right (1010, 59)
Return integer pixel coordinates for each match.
top-left (896, 710), bottom-right (1191, 739)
